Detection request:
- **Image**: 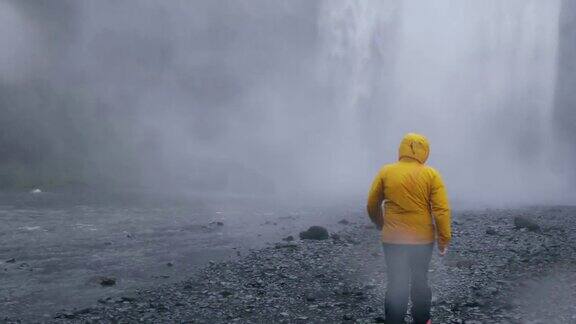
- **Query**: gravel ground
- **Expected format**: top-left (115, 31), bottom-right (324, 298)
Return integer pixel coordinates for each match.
top-left (5, 206), bottom-right (576, 323)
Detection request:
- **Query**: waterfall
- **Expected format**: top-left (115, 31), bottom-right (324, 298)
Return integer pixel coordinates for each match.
top-left (318, 0), bottom-right (563, 203)
top-left (0, 1), bottom-right (35, 83)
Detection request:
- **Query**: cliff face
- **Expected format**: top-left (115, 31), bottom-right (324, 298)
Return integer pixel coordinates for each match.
top-left (555, 0), bottom-right (576, 181)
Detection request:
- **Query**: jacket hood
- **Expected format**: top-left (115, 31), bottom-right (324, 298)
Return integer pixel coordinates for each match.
top-left (398, 133), bottom-right (430, 164)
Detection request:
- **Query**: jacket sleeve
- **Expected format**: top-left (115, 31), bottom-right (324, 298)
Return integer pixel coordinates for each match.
top-left (430, 170), bottom-right (451, 249)
top-left (366, 170), bottom-right (385, 229)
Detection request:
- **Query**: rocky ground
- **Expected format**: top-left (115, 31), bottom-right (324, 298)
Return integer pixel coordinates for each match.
top-left (0, 192), bottom-right (354, 321)
top-left (5, 206), bottom-right (576, 323)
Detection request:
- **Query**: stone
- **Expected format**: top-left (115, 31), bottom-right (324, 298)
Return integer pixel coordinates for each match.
top-left (299, 226), bottom-right (329, 240)
top-left (514, 216), bottom-right (540, 232)
top-left (99, 277), bottom-right (117, 287)
top-left (220, 291), bottom-right (233, 297)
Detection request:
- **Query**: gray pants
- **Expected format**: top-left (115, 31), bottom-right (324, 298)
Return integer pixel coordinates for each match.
top-left (383, 243), bottom-right (433, 324)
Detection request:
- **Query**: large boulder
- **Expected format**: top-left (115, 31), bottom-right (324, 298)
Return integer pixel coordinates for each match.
top-left (513, 216), bottom-right (540, 232)
top-left (299, 226), bottom-right (329, 240)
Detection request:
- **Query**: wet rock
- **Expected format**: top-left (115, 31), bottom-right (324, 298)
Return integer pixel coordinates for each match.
top-left (342, 314), bottom-right (354, 321)
top-left (166, 262), bottom-right (174, 267)
top-left (282, 235), bottom-right (294, 242)
top-left (99, 277), bottom-right (117, 287)
top-left (6, 258), bottom-right (16, 263)
top-left (338, 219), bottom-right (350, 225)
top-left (152, 275), bottom-right (170, 279)
top-left (514, 216), bottom-right (540, 232)
top-left (74, 308), bottom-right (92, 315)
top-left (299, 226), bottom-right (329, 240)
top-left (485, 227), bottom-right (497, 235)
top-left (54, 312), bottom-right (76, 319)
top-left (220, 291), bottom-right (233, 297)
top-left (305, 294), bottom-right (318, 302)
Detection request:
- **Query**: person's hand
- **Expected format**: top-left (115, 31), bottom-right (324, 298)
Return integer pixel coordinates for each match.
top-left (438, 246), bottom-right (448, 257)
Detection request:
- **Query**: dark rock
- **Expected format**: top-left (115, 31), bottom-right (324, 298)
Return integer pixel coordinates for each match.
top-left (74, 308), bottom-right (92, 315)
top-left (99, 277), bottom-right (117, 287)
top-left (485, 227), bottom-right (497, 235)
top-left (55, 312), bottom-right (76, 319)
top-left (282, 235), bottom-right (294, 242)
top-left (514, 216), bottom-right (540, 231)
top-left (338, 219), bottom-right (350, 225)
top-left (374, 316), bottom-right (386, 323)
top-left (220, 291), bottom-right (233, 297)
top-left (305, 294), bottom-right (317, 302)
top-left (152, 275), bottom-right (170, 279)
top-left (299, 226), bottom-right (329, 240)
top-left (6, 258), bottom-right (16, 263)
top-left (166, 262), bottom-right (174, 267)
top-left (18, 263), bottom-right (30, 269)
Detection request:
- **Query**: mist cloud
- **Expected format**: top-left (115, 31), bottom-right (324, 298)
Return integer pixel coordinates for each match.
top-left (1, 0), bottom-right (574, 205)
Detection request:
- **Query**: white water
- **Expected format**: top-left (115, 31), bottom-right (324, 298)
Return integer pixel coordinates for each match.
top-left (318, 0), bottom-right (564, 204)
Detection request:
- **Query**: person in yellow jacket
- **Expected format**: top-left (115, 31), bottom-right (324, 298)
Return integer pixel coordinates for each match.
top-left (367, 133), bottom-right (451, 324)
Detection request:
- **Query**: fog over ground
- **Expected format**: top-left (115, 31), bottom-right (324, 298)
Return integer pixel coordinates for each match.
top-left (1, 0), bottom-right (575, 205)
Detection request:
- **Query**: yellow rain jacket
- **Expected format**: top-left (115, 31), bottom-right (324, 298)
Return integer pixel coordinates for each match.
top-left (367, 133), bottom-right (451, 249)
